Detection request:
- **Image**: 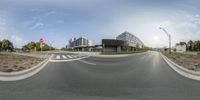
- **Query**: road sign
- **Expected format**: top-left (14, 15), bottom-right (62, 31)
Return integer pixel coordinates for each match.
top-left (39, 38), bottom-right (44, 43)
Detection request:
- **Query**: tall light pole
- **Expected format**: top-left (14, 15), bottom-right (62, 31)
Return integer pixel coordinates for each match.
top-left (159, 27), bottom-right (171, 54)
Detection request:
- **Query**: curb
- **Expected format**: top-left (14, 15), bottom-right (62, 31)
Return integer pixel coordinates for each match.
top-left (0, 55), bottom-right (53, 81)
top-left (160, 52), bottom-right (200, 81)
top-left (91, 51), bottom-right (148, 58)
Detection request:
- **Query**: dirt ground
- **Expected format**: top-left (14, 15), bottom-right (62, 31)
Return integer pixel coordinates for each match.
top-left (162, 52), bottom-right (200, 71)
top-left (0, 53), bottom-right (44, 72)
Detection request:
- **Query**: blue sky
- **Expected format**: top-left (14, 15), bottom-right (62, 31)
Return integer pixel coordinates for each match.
top-left (0, 0), bottom-right (200, 48)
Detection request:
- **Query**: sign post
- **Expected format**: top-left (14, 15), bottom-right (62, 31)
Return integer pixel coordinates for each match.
top-left (39, 38), bottom-right (44, 53)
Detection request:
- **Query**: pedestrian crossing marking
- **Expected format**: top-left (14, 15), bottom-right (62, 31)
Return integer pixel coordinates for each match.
top-left (62, 55), bottom-right (67, 58)
top-left (50, 54), bottom-right (89, 62)
top-left (71, 55), bottom-right (77, 58)
top-left (53, 54), bottom-right (88, 60)
top-left (56, 55), bottom-right (60, 59)
top-left (67, 55), bottom-right (73, 58)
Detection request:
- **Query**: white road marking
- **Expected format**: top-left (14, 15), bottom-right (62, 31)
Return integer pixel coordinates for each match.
top-left (71, 55), bottom-right (77, 58)
top-left (62, 55), bottom-right (67, 59)
top-left (78, 59), bottom-right (96, 66)
top-left (67, 55), bottom-right (73, 58)
top-left (49, 56), bottom-right (90, 62)
top-left (56, 55), bottom-right (60, 59)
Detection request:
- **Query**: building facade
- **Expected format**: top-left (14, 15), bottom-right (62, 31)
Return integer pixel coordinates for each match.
top-left (175, 42), bottom-right (186, 53)
top-left (116, 31), bottom-right (144, 48)
top-left (102, 39), bottom-right (125, 52)
top-left (68, 37), bottom-right (92, 51)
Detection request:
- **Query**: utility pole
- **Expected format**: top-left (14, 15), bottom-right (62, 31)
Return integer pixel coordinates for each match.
top-left (159, 27), bottom-right (171, 54)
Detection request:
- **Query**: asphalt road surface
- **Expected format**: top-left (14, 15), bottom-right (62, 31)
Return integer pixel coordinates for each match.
top-left (0, 51), bottom-right (200, 100)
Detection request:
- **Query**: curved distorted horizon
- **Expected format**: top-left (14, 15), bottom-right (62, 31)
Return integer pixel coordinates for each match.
top-left (0, 0), bottom-right (200, 48)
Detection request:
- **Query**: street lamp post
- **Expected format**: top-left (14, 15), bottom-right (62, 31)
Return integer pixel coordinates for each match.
top-left (159, 27), bottom-right (171, 54)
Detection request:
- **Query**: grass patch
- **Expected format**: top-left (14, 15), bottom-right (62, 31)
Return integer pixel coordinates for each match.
top-left (2, 68), bottom-right (14, 72)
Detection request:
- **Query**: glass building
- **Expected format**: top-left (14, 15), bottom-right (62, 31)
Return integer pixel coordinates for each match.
top-left (116, 31), bottom-right (144, 48)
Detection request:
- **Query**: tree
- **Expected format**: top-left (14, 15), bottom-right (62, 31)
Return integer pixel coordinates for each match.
top-left (35, 42), bottom-right (41, 51)
top-left (1, 39), bottom-right (14, 51)
top-left (22, 45), bottom-right (29, 51)
top-left (22, 41), bottom-right (55, 52)
top-left (26, 42), bottom-right (36, 50)
top-left (193, 41), bottom-right (198, 51)
top-left (187, 40), bottom-right (193, 51)
top-left (197, 40), bottom-right (200, 51)
top-left (0, 40), bottom-right (2, 51)
top-left (42, 44), bottom-right (50, 51)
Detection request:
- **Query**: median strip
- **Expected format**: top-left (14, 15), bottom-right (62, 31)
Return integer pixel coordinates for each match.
top-left (0, 54), bottom-right (52, 81)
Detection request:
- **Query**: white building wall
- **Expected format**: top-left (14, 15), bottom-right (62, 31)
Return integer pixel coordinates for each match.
top-left (176, 45), bottom-right (186, 52)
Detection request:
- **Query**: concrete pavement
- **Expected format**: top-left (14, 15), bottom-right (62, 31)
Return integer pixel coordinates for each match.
top-left (0, 51), bottom-right (200, 100)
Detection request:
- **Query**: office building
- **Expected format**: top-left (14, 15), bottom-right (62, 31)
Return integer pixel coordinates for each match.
top-left (68, 37), bottom-right (92, 51)
top-left (116, 31), bottom-right (144, 49)
top-left (102, 39), bottom-right (125, 52)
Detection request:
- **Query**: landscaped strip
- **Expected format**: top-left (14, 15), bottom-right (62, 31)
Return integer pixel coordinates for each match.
top-left (0, 53), bottom-right (45, 72)
top-left (0, 53), bottom-right (52, 81)
top-left (161, 52), bottom-right (200, 71)
top-left (160, 52), bottom-right (200, 81)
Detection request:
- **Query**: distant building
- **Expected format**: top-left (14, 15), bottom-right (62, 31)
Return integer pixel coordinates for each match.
top-left (175, 42), bottom-right (186, 52)
top-left (101, 31), bottom-right (145, 53)
top-left (68, 37), bottom-right (92, 51)
top-left (116, 31), bottom-right (144, 49)
top-left (102, 39), bottom-right (125, 52)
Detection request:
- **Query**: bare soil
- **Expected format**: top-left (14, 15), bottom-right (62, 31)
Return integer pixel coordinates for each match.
top-left (162, 52), bottom-right (200, 71)
top-left (0, 53), bottom-right (44, 72)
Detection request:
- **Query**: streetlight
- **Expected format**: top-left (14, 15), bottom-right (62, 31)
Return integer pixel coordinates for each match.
top-left (159, 27), bottom-right (171, 54)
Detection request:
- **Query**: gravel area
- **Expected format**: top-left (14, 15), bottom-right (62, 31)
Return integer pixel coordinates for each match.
top-left (162, 52), bottom-right (200, 71)
top-left (0, 53), bottom-right (44, 72)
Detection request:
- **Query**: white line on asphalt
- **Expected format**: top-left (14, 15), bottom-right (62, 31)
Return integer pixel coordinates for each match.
top-left (78, 59), bottom-right (96, 66)
top-left (67, 55), bottom-right (73, 58)
top-left (49, 56), bottom-right (90, 62)
top-left (62, 55), bottom-right (67, 59)
top-left (71, 55), bottom-right (76, 58)
top-left (56, 55), bottom-right (61, 59)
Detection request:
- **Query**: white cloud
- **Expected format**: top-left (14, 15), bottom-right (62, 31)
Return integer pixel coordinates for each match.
top-left (30, 22), bottom-right (44, 30)
top-left (104, 10), bottom-right (200, 48)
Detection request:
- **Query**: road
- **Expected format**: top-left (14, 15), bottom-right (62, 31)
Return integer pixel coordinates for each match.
top-left (0, 51), bottom-right (200, 100)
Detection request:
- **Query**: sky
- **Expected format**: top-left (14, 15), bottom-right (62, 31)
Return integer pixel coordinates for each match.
top-left (0, 0), bottom-right (200, 48)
